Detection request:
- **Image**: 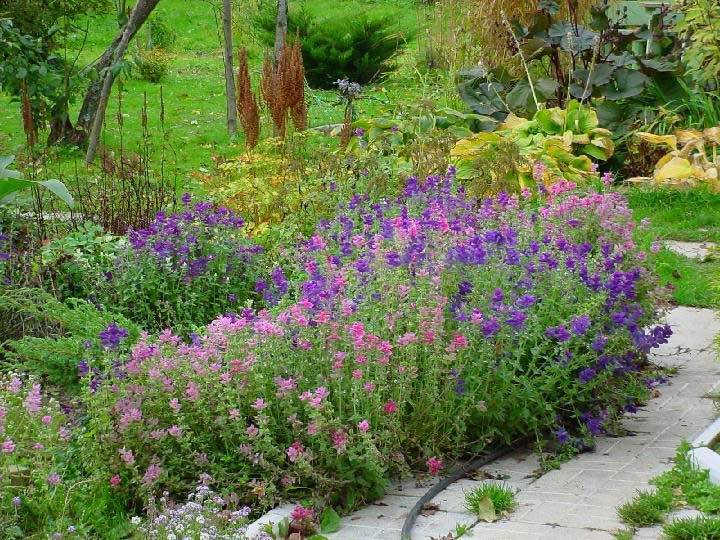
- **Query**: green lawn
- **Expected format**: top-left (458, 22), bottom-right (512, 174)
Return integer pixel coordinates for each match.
top-left (627, 187), bottom-right (720, 308)
top-left (0, 0), bottom-right (435, 182)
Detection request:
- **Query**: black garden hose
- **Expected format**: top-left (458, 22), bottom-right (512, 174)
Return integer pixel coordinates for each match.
top-left (400, 442), bottom-right (526, 540)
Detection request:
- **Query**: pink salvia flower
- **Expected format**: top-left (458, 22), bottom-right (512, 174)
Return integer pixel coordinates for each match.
top-left (118, 447), bottom-right (135, 465)
top-left (427, 456), bottom-right (443, 476)
top-left (142, 463), bottom-right (162, 486)
top-left (24, 383), bottom-right (42, 414)
top-left (383, 400), bottom-right (397, 414)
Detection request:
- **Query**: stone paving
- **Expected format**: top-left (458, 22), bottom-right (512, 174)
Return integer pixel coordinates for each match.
top-left (664, 240), bottom-right (717, 260)
top-left (321, 307), bottom-right (720, 539)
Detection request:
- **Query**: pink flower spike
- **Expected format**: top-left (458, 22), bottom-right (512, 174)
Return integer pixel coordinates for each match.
top-left (357, 419), bottom-right (370, 433)
top-left (110, 474), bottom-right (121, 487)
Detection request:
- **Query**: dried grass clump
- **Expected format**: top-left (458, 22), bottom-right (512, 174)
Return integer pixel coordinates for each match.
top-left (429, 0), bottom-right (598, 70)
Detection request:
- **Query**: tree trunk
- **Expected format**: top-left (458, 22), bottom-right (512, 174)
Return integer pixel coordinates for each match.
top-left (274, 0), bottom-right (288, 62)
top-left (222, 0), bottom-right (237, 135)
top-left (85, 0), bottom-right (162, 164)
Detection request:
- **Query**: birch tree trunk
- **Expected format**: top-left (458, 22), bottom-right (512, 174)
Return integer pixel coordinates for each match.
top-left (222, 0), bottom-right (238, 135)
top-left (274, 0), bottom-right (288, 62)
top-left (84, 0), bottom-right (162, 163)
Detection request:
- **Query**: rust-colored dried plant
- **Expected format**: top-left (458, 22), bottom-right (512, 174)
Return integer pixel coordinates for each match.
top-left (236, 48), bottom-right (261, 149)
top-left (20, 82), bottom-right (37, 147)
top-left (260, 40), bottom-right (307, 138)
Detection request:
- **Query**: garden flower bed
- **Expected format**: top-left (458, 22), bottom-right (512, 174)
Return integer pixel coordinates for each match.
top-left (0, 170), bottom-right (674, 536)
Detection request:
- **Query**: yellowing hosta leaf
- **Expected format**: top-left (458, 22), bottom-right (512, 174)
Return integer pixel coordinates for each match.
top-left (571, 133), bottom-right (591, 145)
top-left (499, 113), bottom-right (531, 130)
top-left (675, 129), bottom-right (703, 145)
top-left (654, 155), bottom-right (695, 181)
top-left (703, 127), bottom-right (720, 145)
top-left (636, 132), bottom-right (678, 149)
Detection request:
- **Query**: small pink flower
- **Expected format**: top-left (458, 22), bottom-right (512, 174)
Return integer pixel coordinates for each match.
top-left (383, 400), bottom-right (398, 414)
top-left (331, 429), bottom-right (348, 452)
top-left (169, 398), bottom-right (181, 413)
top-left (41, 415), bottom-right (52, 425)
top-left (286, 440), bottom-right (305, 463)
top-left (47, 472), bottom-right (62, 486)
top-left (252, 398), bottom-right (267, 411)
top-left (352, 369), bottom-right (363, 380)
top-left (168, 425), bottom-right (182, 438)
top-left (307, 422), bottom-right (319, 436)
top-left (118, 447), bottom-right (135, 465)
top-left (363, 382), bottom-right (376, 393)
top-left (110, 474), bottom-right (121, 486)
top-left (2, 439), bottom-right (16, 453)
top-left (290, 505), bottom-right (315, 522)
top-left (229, 408), bottom-right (241, 419)
top-left (650, 241), bottom-right (661, 253)
top-left (357, 419), bottom-right (370, 433)
top-left (427, 456), bottom-right (443, 476)
top-left (33, 442), bottom-right (44, 450)
top-left (185, 381), bottom-right (200, 402)
top-left (246, 424), bottom-right (259, 438)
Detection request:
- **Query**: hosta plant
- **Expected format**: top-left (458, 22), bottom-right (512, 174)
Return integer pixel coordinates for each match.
top-left (628, 128), bottom-right (720, 191)
top-left (451, 101), bottom-right (614, 191)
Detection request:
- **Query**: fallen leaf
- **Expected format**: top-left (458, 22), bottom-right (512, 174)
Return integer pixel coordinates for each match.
top-left (474, 496), bottom-right (497, 522)
top-left (421, 502), bottom-right (440, 516)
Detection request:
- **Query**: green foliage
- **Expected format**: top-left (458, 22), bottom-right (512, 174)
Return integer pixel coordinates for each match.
top-left (674, 0), bottom-right (720, 87)
top-left (457, 0), bottom-right (684, 130)
top-left (617, 489), bottom-right (672, 527)
top-left (0, 155), bottom-right (74, 208)
top-left (134, 48), bottom-right (170, 83)
top-left (147, 15), bottom-right (176, 50)
top-left (40, 222), bottom-right (121, 300)
top-left (663, 516), bottom-right (720, 540)
top-left (0, 287), bottom-right (138, 388)
top-left (465, 483), bottom-right (517, 520)
top-left (451, 101), bottom-right (614, 190)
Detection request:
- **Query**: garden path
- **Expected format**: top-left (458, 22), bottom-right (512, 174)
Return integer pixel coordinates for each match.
top-left (320, 307), bottom-right (720, 540)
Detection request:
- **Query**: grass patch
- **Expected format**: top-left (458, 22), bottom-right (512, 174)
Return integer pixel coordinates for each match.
top-left (648, 248), bottom-right (720, 308)
top-left (662, 516), bottom-right (720, 540)
top-left (617, 489), bottom-right (672, 527)
top-left (626, 187), bottom-right (720, 243)
top-left (613, 529), bottom-right (635, 540)
top-left (465, 482), bottom-right (517, 517)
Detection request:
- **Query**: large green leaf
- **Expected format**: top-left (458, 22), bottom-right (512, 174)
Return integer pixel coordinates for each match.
top-left (601, 68), bottom-right (649, 100)
top-left (38, 179), bottom-right (75, 208)
top-left (319, 507), bottom-right (341, 534)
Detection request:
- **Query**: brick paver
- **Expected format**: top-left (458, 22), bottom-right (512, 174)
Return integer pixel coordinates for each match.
top-left (323, 307), bottom-right (720, 540)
